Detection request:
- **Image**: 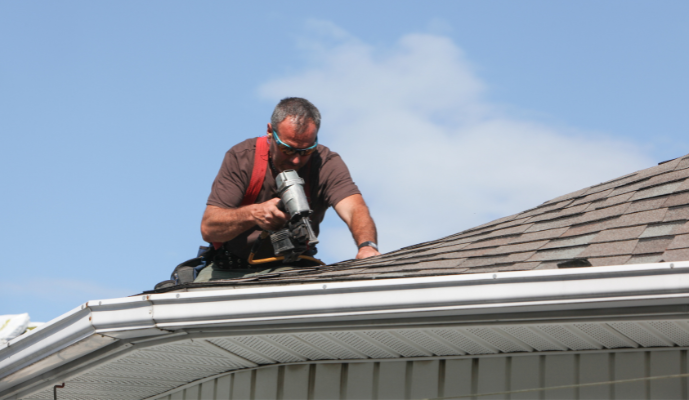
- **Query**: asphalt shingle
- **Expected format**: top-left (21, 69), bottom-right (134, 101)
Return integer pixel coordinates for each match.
top-left (560, 218), bottom-right (621, 237)
top-left (633, 237), bottom-right (674, 255)
top-left (675, 156), bottom-right (689, 171)
top-left (641, 170), bottom-right (689, 188)
top-left (484, 240), bottom-right (549, 255)
top-left (629, 181), bottom-right (684, 201)
top-left (540, 233), bottom-right (598, 250)
top-left (627, 254), bottom-right (665, 264)
top-left (525, 216), bottom-right (583, 233)
top-left (588, 256), bottom-right (632, 266)
top-left (570, 189), bottom-right (614, 206)
top-left (591, 226), bottom-right (647, 243)
top-left (662, 248), bottom-right (689, 262)
top-left (586, 192), bottom-right (635, 211)
top-left (484, 223), bottom-right (535, 238)
top-left (664, 191), bottom-right (689, 208)
top-left (626, 197), bottom-right (668, 214)
top-left (575, 203), bottom-right (631, 225)
top-left (613, 209), bottom-right (668, 228)
top-left (507, 227), bottom-right (569, 244)
top-left (639, 221), bottom-right (686, 238)
top-left (517, 200), bottom-right (575, 219)
top-left (676, 222), bottom-right (689, 235)
top-left (527, 246), bottom-right (588, 262)
top-left (668, 234), bottom-right (689, 250)
top-left (665, 206), bottom-right (689, 222)
top-left (462, 236), bottom-right (516, 250)
top-left (608, 178), bottom-right (653, 197)
top-left (578, 240), bottom-right (638, 258)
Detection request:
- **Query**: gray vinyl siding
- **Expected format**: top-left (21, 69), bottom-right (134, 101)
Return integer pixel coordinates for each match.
top-left (155, 349), bottom-right (687, 400)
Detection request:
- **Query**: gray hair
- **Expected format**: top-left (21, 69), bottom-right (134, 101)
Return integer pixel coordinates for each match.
top-left (270, 97), bottom-right (321, 134)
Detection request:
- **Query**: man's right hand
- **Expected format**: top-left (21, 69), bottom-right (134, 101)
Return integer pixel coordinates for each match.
top-left (250, 198), bottom-right (289, 231)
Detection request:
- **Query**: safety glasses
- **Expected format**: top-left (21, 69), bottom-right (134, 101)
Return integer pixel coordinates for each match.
top-left (270, 129), bottom-right (318, 156)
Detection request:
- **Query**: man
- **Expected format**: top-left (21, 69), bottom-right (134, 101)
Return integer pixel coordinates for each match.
top-left (195, 97), bottom-right (380, 282)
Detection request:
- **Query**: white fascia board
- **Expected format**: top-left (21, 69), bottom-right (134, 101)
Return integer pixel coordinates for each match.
top-left (2, 261), bottom-right (689, 394)
top-left (146, 262), bottom-right (689, 329)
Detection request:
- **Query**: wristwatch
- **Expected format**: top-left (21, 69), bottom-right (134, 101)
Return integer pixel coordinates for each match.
top-left (358, 241), bottom-right (378, 251)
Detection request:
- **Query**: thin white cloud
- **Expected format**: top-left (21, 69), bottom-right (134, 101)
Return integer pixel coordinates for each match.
top-left (259, 22), bottom-right (652, 261)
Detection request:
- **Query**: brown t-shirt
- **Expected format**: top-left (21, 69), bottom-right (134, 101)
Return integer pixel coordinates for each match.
top-left (207, 137), bottom-right (360, 259)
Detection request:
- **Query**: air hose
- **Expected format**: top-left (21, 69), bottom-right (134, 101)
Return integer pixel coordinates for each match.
top-left (247, 231), bottom-right (325, 266)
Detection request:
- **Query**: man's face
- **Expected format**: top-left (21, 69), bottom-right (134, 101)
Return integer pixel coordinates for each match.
top-left (267, 118), bottom-right (318, 173)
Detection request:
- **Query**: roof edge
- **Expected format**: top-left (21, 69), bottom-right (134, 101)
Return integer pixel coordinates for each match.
top-left (3, 261), bottom-right (689, 398)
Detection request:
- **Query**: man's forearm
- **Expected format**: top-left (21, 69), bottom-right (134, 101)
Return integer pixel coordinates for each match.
top-left (201, 199), bottom-right (289, 243)
top-left (201, 205), bottom-right (257, 243)
top-left (349, 204), bottom-right (380, 259)
top-left (349, 205), bottom-right (378, 246)
top-left (333, 194), bottom-right (380, 259)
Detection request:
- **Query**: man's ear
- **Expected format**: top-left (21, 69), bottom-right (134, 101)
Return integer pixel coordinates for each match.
top-left (266, 123), bottom-right (272, 136)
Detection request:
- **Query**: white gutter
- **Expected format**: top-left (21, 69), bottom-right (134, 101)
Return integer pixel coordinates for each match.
top-left (2, 261), bottom-right (689, 398)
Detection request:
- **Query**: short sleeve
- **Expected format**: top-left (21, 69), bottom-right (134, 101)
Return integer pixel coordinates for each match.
top-left (319, 152), bottom-right (361, 207)
top-left (206, 144), bottom-right (254, 209)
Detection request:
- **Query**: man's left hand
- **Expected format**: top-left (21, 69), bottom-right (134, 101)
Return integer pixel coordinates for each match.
top-left (356, 245), bottom-right (381, 259)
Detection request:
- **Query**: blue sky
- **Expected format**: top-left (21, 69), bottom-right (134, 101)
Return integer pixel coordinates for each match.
top-left (1, 1), bottom-right (688, 323)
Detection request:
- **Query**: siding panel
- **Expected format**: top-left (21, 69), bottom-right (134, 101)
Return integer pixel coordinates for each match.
top-left (510, 356), bottom-right (540, 400)
top-left (282, 364), bottom-right (309, 400)
top-left (185, 385), bottom-right (200, 400)
top-left (312, 363), bottom-right (342, 400)
top-left (255, 367), bottom-right (279, 400)
top-left (477, 357), bottom-right (507, 400)
top-left (579, 353), bottom-right (611, 400)
top-left (410, 360), bottom-right (439, 400)
top-left (614, 352), bottom-right (646, 400)
top-left (345, 362), bottom-right (375, 399)
top-left (217, 375), bottom-right (232, 399)
top-left (544, 354), bottom-right (576, 399)
top-left (377, 361), bottom-right (406, 400)
top-left (650, 350), bottom-right (682, 400)
top-left (443, 359), bottom-right (472, 399)
top-left (200, 380), bottom-right (216, 400)
top-left (232, 370), bottom-right (253, 400)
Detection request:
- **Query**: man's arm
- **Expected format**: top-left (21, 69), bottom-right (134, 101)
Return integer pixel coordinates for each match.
top-left (333, 194), bottom-right (381, 259)
top-left (201, 199), bottom-right (288, 243)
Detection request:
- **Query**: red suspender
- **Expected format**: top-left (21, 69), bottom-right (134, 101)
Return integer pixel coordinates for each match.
top-left (213, 136), bottom-right (270, 250)
top-left (241, 136), bottom-right (270, 206)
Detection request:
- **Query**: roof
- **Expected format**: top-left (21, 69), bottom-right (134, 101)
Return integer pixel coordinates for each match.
top-left (158, 152), bottom-right (689, 289)
top-left (5, 262), bottom-right (689, 399)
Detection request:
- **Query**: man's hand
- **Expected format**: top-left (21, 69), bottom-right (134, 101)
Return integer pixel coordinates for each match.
top-left (201, 199), bottom-right (289, 243)
top-left (356, 245), bottom-right (381, 259)
top-left (250, 198), bottom-right (289, 231)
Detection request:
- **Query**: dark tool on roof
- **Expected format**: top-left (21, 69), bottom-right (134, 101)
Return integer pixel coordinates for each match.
top-left (248, 170), bottom-right (324, 265)
top-left (557, 258), bottom-right (592, 269)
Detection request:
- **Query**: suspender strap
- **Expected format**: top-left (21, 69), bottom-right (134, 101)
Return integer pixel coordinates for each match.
top-left (213, 136), bottom-right (270, 250)
top-left (241, 136), bottom-right (270, 206)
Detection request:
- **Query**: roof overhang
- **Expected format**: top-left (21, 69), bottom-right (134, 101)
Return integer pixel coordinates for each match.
top-left (3, 261), bottom-right (689, 399)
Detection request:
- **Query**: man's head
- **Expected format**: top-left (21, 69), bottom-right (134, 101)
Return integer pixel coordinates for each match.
top-left (267, 97), bottom-right (321, 172)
